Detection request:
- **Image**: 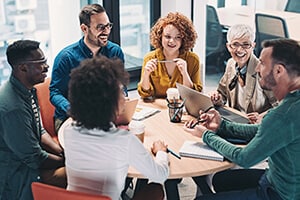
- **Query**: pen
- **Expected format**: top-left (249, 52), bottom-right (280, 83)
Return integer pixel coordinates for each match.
top-left (158, 60), bottom-right (175, 63)
top-left (167, 148), bottom-right (181, 159)
top-left (190, 106), bottom-right (214, 128)
top-left (171, 99), bottom-right (186, 121)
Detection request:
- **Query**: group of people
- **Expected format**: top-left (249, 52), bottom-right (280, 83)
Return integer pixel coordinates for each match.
top-left (0, 2), bottom-right (299, 200)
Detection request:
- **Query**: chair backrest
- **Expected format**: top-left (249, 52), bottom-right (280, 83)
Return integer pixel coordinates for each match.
top-left (255, 13), bottom-right (289, 57)
top-left (285, 0), bottom-right (300, 13)
top-left (206, 5), bottom-right (224, 57)
top-left (35, 78), bottom-right (56, 139)
top-left (206, 5), bottom-right (226, 72)
top-left (31, 182), bottom-right (111, 200)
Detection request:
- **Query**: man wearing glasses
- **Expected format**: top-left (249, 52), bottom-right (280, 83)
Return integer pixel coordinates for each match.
top-left (210, 24), bottom-right (277, 124)
top-left (50, 4), bottom-right (125, 133)
top-left (0, 40), bottom-right (66, 200)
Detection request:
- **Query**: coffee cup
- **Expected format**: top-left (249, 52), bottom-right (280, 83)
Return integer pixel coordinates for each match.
top-left (166, 88), bottom-right (180, 103)
top-left (129, 121), bottom-right (145, 143)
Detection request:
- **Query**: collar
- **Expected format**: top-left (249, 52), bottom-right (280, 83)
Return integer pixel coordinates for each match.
top-left (79, 37), bottom-right (112, 57)
top-left (236, 65), bottom-right (247, 75)
top-left (10, 76), bottom-right (33, 100)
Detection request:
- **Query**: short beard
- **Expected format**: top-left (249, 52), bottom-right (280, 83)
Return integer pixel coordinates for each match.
top-left (87, 29), bottom-right (105, 47)
top-left (260, 70), bottom-right (276, 90)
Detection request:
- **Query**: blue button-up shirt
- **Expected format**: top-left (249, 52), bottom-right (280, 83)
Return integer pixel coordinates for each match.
top-left (50, 37), bottom-right (125, 121)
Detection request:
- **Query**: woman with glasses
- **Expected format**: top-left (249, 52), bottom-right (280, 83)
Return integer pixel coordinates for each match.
top-left (137, 12), bottom-right (202, 100)
top-left (210, 24), bottom-right (277, 124)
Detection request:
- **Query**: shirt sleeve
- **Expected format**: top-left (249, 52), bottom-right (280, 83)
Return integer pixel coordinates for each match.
top-left (1, 109), bottom-right (48, 169)
top-left (49, 52), bottom-right (72, 116)
top-left (187, 52), bottom-right (203, 92)
top-left (203, 110), bottom-right (295, 168)
top-left (137, 55), bottom-right (155, 98)
top-left (128, 136), bottom-right (169, 183)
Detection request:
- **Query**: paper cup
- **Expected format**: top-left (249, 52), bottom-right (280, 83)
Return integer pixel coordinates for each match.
top-left (166, 88), bottom-right (179, 102)
top-left (129, 121), bottom-right (145, 143)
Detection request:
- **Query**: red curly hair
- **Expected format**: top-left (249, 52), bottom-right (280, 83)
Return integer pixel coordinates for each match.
top-left (150, 12), bottom-right (198, 54)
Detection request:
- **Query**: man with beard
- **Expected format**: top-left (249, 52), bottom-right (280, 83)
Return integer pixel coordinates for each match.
top-left (50, 4), bottom-right (125, 133)
top-left (210, 24), bottom-right (277, 124)
top-left (184, 38), bottom-right (300, 200)
top-left (0, 40), bottom-right (66, 200)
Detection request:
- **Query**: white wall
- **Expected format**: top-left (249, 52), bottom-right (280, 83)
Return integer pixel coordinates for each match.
top-left (193, 0), bottom-right (208, 88)
top-left (48, 0), bottom-right (82, 68)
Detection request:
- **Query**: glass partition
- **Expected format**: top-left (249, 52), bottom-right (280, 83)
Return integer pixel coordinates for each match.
top-left (120, 0), bottom-right (150, 70)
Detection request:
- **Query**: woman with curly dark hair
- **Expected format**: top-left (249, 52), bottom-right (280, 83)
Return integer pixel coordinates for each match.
top-left (62, 56), bottom-right (169, 200)
top-left (138, 12), bottom-right (202, 99)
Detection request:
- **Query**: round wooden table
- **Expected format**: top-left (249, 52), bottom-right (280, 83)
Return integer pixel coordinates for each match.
top-left (127, 98), bottom-right (235, 179)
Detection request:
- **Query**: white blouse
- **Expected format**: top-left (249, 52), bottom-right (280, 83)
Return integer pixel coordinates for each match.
top-left (63, 120), bottom-right (169, 200)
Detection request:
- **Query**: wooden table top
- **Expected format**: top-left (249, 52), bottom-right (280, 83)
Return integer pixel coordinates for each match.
top-left (127, 98), bottom-right (235, 179)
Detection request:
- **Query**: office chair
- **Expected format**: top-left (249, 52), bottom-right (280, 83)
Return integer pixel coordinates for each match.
top-left (255, 13), bottom-right (289, 57)
top-left (206, 5), bottom-right (226, 73)
top-left (31, 182), bottom-right (111, 200)
top-left (35, 78), bottom-right (57, 141)
top-left (285, 0), bottom-right (300, 13)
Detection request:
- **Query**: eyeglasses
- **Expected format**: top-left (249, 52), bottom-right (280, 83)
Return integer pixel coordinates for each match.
top-left (119, 85), bottom-right (128, 97)
top-left (229, 42), bottom-right (252, 49)
top-left (163, 35), bottom-right (182, 41)
top-left (21, 58), bottom-right (47, 65)
top-left (94, 23), bottom-right (113, 32)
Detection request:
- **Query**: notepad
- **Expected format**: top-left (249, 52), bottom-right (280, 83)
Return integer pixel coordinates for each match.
top-left (132, 105), bottom-right (160, 121)
top-left (179, 141), bottom-right (224, 161)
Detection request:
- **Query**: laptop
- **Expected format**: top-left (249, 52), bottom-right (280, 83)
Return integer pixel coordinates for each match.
top-left (176, 83), bottom-right (249, 124)
top-left (115, 98), bottom-right (139, 125)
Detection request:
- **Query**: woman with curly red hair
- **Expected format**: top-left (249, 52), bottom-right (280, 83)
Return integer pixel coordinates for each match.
top-left (138, 12), bottom-right (203, 99)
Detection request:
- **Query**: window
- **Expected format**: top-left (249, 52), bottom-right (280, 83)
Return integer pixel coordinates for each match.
top-left (0, 0), bottom-right (50, 85)
top-left (103, 0), bottom-right (160, 90)
top-left (120, 1), bottom-right (150, 70)
top-left (0, 0), bottom-right (159, 89)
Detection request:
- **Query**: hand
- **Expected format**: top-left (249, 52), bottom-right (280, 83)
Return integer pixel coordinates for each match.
top-left (174, 58), bottom-right (188, 75)
top-left (210, 91), bottom-right (223, 107)
top-left (151, 140), bottom-right (168, 155)
top-left (247, 112), bottom-right (264, 124)
top-left (198, 109), bottom-right (222, 132)
top-left (183, 119), bottom-right (207, 138)
top-left (183, 109), bottom-right (222, 137)
top-left (143, 59), bottom-right (158, 77)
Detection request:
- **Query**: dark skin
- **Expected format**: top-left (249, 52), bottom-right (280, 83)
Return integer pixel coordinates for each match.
top-left (13, 48), bottom-right (64, 169)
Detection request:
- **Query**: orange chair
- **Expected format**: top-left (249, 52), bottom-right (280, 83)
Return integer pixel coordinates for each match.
top-left (31, 182), bottom-right (111, 200)
top-left (35, 78), bottom-right (57, 141)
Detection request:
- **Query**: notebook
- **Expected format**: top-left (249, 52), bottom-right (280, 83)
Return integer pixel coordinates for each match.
top-left (132, 105), bottom-right (160, 121)
top-left (179, 141), bottom-right (224, 161)
top-left (115, 98), bottom-right (139, 125)
top-left (176, 83), bottom-right (249, 124)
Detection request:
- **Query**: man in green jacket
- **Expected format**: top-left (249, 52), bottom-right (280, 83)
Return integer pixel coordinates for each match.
top-left (0, 40), bottom-right (66, 199)
top-left (184, 38), bottom-right (300, 200)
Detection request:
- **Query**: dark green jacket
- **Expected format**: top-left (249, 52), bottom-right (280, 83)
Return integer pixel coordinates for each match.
top-left (0, 76), bottom-right (48, 200)
top-left (203, 90), bottom-right (300, 200)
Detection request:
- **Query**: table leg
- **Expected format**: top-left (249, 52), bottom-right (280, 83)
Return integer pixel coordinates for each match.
top-left (164, 178), bottom-right (181, 200)
top-left (192, 176), bottom-right (213, 194)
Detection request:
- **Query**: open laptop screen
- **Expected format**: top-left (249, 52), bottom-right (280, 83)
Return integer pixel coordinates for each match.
top-left (176, 83), bottom-right (249, 124)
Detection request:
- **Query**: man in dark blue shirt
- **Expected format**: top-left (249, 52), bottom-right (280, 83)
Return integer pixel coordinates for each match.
top-left (50, 4), bottom-right (125, 132)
